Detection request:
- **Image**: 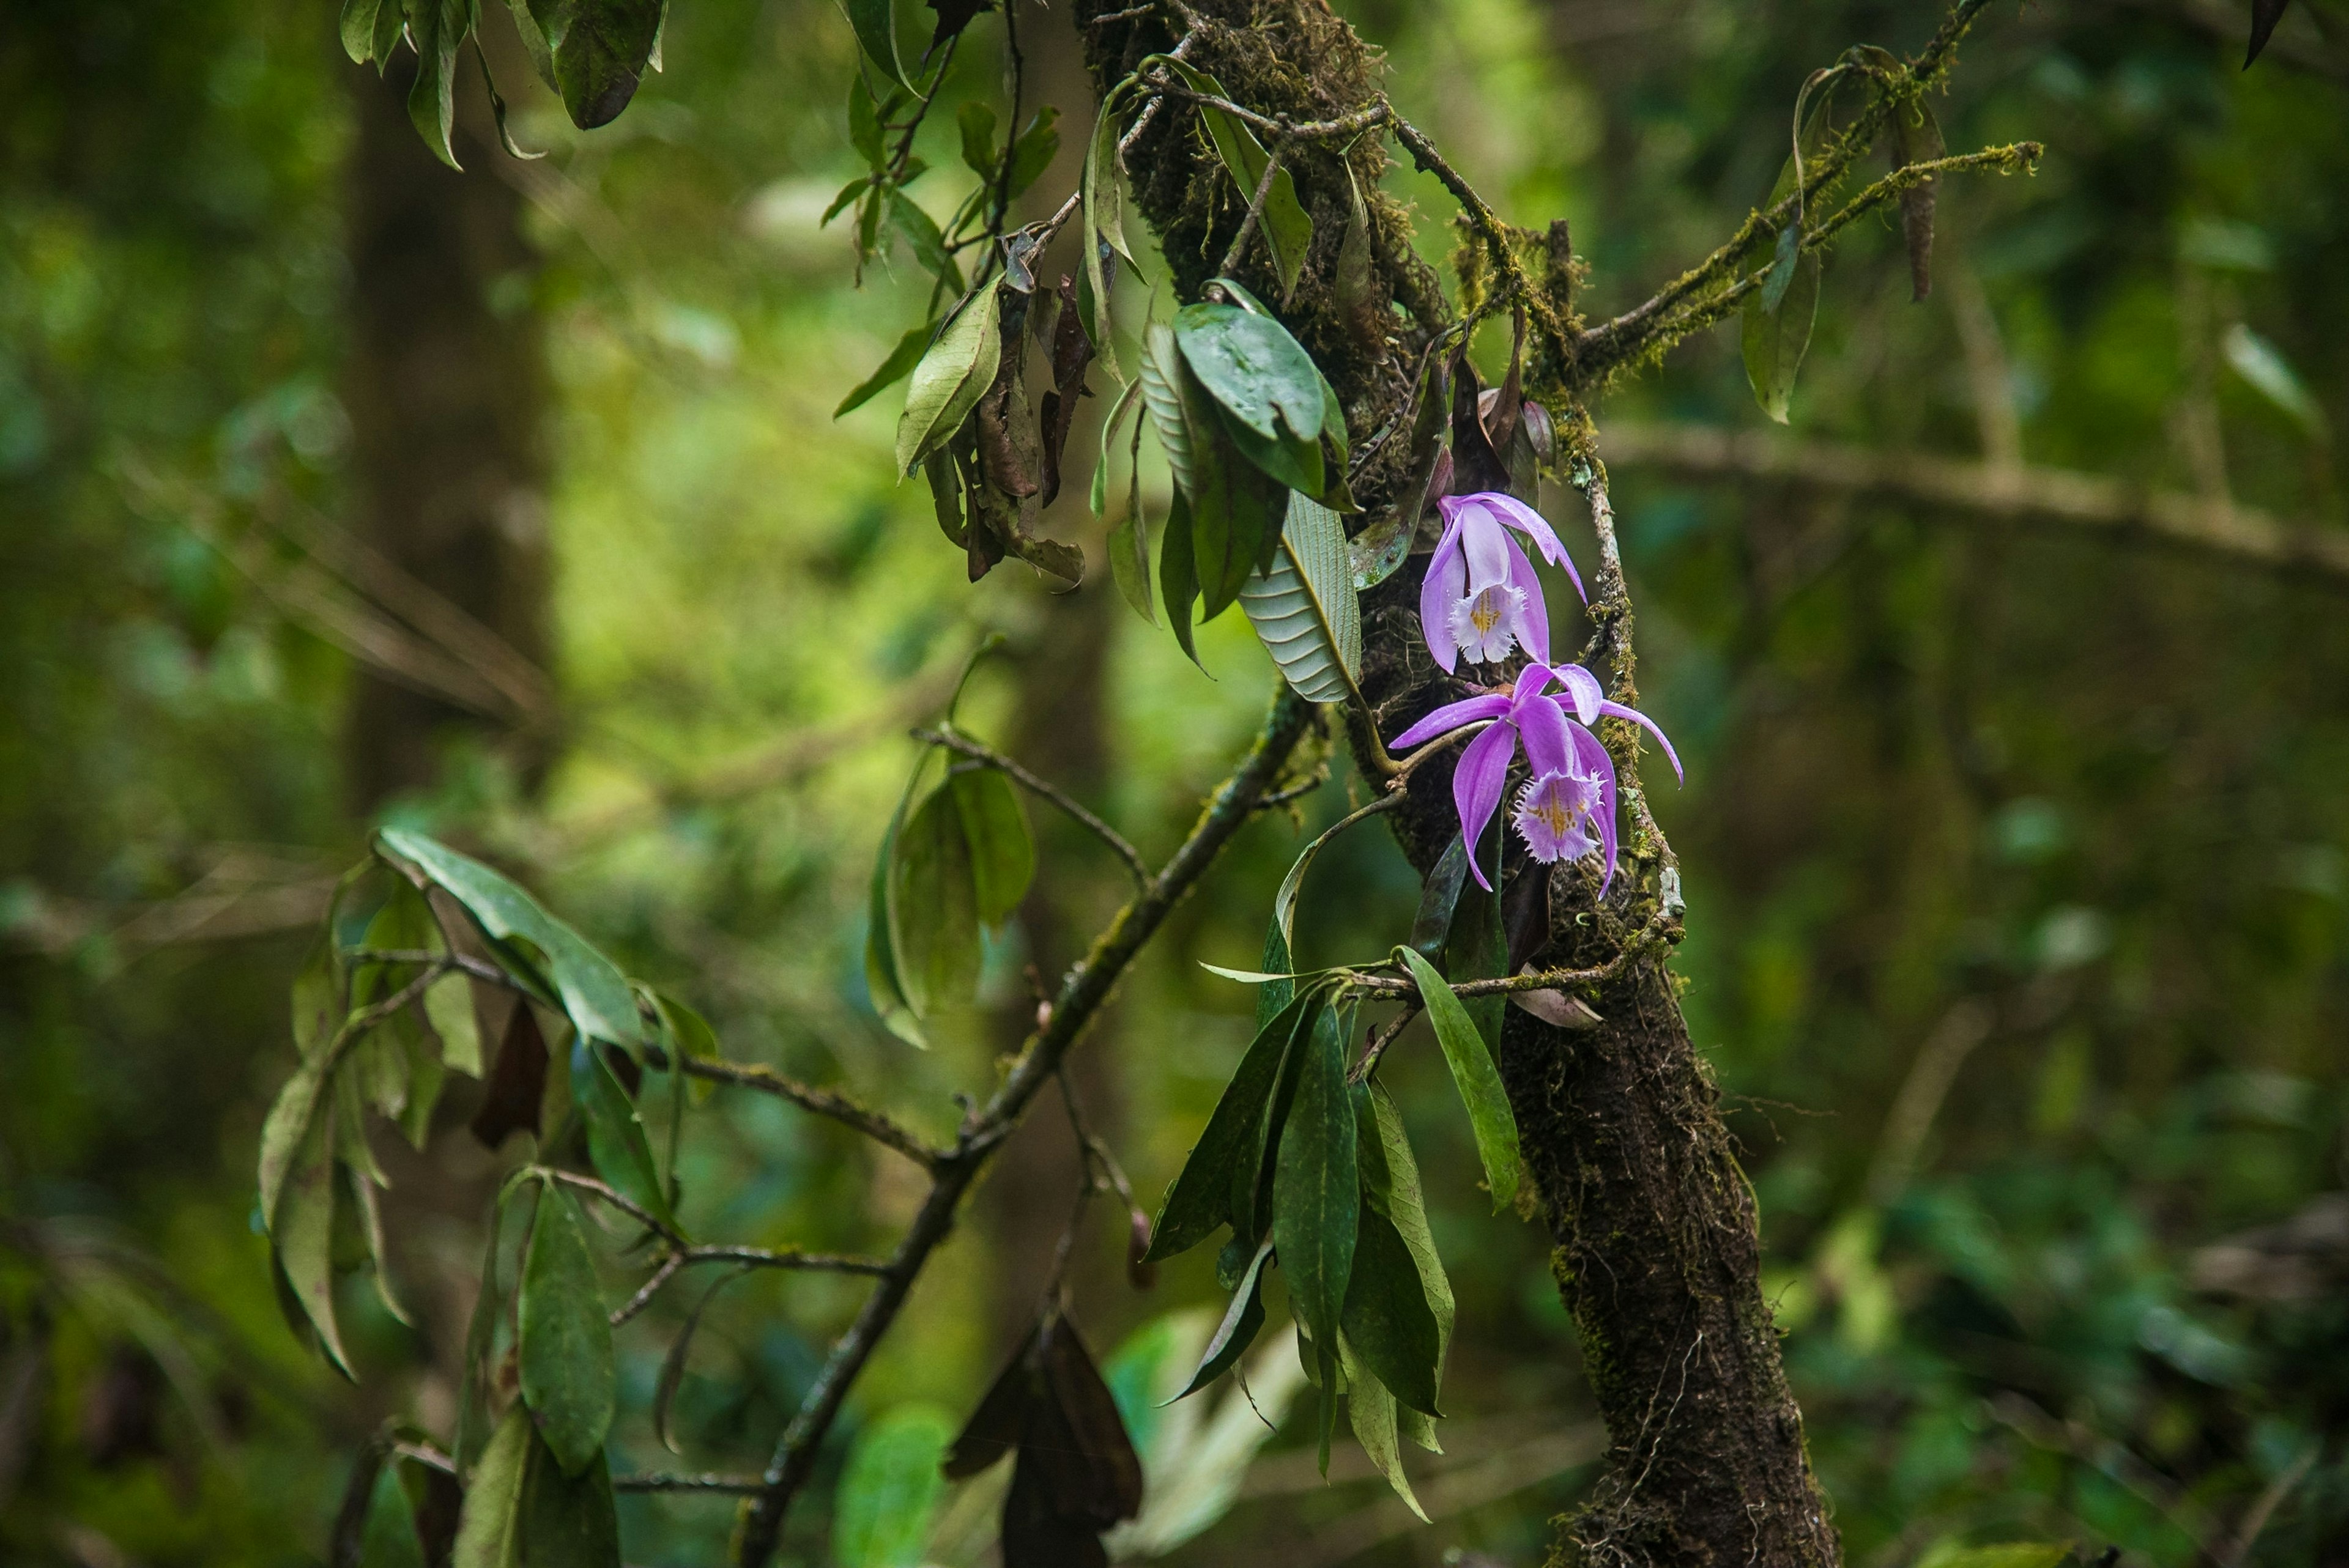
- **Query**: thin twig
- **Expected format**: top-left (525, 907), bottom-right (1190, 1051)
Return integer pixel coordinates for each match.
top-left (543, 1169), bottom-right (684, 1248)
top-left (614, 1471), bottom-right (767, 1495)
top-left (1218, 133), bottom-right (1290, 277)
top-left (609, 1249), bottom-right (688, 1328)
top-left (647, 1048), bottom-right (941, 1170)
top-left (733, 689), bottom-right (1315, 1566)
top-left (915, 727), bottom-right (1149, 887)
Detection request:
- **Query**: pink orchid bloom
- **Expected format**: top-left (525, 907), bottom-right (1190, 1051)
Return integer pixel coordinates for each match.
top-left (1419, 492), bottom-right (1589, 673)
top-left (1388, 662), bottom-right (1682, 894)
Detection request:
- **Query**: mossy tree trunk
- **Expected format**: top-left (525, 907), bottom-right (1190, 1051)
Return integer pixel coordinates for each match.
top-left (1072, 3), bottom-right (1838, 1562)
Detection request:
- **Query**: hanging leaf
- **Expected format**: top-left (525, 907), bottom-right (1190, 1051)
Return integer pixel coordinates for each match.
top-left (517, 1180), bottom-right (617, 1477)
top-left (469, 1004), bottom-right (552, 1152)
top-left (358, 1454), bottom-right (430, 1568)
top-left (571, 1041), bottom-right (679, 1234)
top-left (522, 0), bottom-right (666, 130)
top-left (424, 972), bottom-right (484, 1078)
top-left (1397, 949), bottom-right (1520, 1211)
top-left (1890, 95), bottom-right (1945, 301)
top-left (1145, 990), bottom-right (1318, 1260)
top-left (1003, 106), bottom-right (1062, 201)
top-left (1338, 1205), bottom-right (1444, 1418)
top-left (1179, 384), bottom-right (1282, 621)
top-left (1174, 1241), bottom-right (1270, 1397)
top-left (1338, 1334), bottom-right (1427, 1520)
top-left (864, 758), bottom-right (929, 1049)
top-left (1174, 303), bottom-right (1329, 500)
top-left (407, 0), bottom-right (466, 170)
top-left (1271, 1004), bottom-right (1356, 1352)
top-left (1357, 1082), bottom-right (1452, 1451)
top-left (925, 0), bottom-right (992, 53)
top-left (943, 1326), bottom-right (1039, 1481)
top-left (842, 0), bottom-right (910, 92)
top-left (2247, 0), bottom-right (2292, 65)
top-left (513, 1436), bottom-right (622, 1568)
top-left (895, 283), bottom-right (1003, 478)
top-left (1240, 492), bottom-right (1362, 707)
top-left (949, 766), bottom-right (1035, 925)
top-left (1105, 393), bottom-right (1154, 625)
top-left (1334, 161), bottom-right (1379, 349)
top-left (377, 830), bottom-right (644, 1049)
top-left (1741, 246), bottom-right (1820, 423)
top-left (450, 1407), bottom-right (532, 1568)
top-left (833, 1404), bottom-right (956, 1567)
top-left (889, 780), bottom-right (982, 1015)
top-left (340, 0), bottom-right (387, 65)
top-left (1080, 89), bottom-right (1139, 376)
top-left (1153, 59), bottom-right (1313, 299)
top-left (271, 1073), bottom-right (352, 1376)
top-left (1408, 837), bottom-right (1471, 962)
top-left (1037, 275), bottom-right (1097, 507)
top-left (1138, 324), bottom-right (1195, 500)
top-left (839, 320), bottom-right (940, 419)
top-left (1157, 489), bottom-right (1206, 673)
top-left (887, 190), bottom-right (960, 287)
top-left (455, 1193), bottom-right (513, 1476)
top-left (1031, 1316), bottom-right (1146, 1524)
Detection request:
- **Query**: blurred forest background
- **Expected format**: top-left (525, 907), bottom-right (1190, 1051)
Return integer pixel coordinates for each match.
top-left (3, 0), bottom-right (2347, 1564)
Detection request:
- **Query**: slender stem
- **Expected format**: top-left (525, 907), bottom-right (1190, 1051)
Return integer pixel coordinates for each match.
top-left (614, 1471), bottom-right (766, 1495)
top-left (609, 1249), bottom-right (687, 1328)
top-left (679, 1244), bottom-right (892, 1276)
top-left (543, 1169), bottom-right (683, 1247)
top-left (915, 727), bottom-right (1150, 887)
top-left (1218, 134), bottom-right (1290, 277)
top-left (732, 689), bottom-right (1315, 1567)
top-left (647, 1048), bottom-right (941, 1169)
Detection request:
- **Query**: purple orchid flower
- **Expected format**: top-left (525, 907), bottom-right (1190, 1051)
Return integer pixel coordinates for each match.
top-left (1388, 662), bottom-right (1682, 894)
top-left (1420, 493), bottom-right (1589, 673)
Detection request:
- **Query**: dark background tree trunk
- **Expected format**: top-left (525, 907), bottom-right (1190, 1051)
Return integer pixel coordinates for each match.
top-left (1071, 3), bottom-right (1839, 1561)
top-left (342, 45), bottom-right (551, 812)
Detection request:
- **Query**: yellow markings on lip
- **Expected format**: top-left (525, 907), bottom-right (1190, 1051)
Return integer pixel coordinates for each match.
top-left (1469, 592), bottom-right (1503, 635)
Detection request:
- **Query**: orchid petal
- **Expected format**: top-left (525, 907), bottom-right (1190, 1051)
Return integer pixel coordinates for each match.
top-left (1419, 520), bottom-right (1468, 673)
top-left (1453, 720), bottom-right (1518, 891)
top-left (1554, 664), bottom-right (1604, 726)
top-left (1502, 533), bottom-right (1551, 665)
top-left (1478, 492), bottom-right (1586, 602)
top-left (1510, 662), bottom-right (1557, 706)
top-left (1459, 505), bottom-right (1513, 593)
top-left (1514, 690), bottom-right (1576, 778)
top-left (1389, 693), bottom-right (1512, 752)
top-left (1569, 721), bottom-right (1619, 895)
top-left (1598, 700), bottom-right (1683, 784)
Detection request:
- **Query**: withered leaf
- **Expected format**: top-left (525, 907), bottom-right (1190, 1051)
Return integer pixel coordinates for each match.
top-left (2247, 0), bottom-right (2291, 65)
top-left (1502, 862), bottom-right (1553, 975)
top-left (1448, 351), bottom-right (1510, 496)
top-left (927, 0), bottom-right (995, 54)
top-left (1003, 1447), bottom-right (1109, 1568)
top-left (1032, 1316), bottom-right (1143, 1525)
top-left (941, 1325), bottom-right (1039, 1480)
top-left (469, 1005), bottom-right (549, 1152)
top-left (1038, 274), bottom-right (1098, 506)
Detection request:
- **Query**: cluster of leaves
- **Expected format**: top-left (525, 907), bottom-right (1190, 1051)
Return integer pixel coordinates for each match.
top-left (255, 830), bottom-right (722, 1565)
top-left (338, 0), bottom-right (669, 167)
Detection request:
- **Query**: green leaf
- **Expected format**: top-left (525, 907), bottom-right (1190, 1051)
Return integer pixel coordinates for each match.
top-left (1003, 106), bottom-right (1061, 201)
top-left (957, 100), bottom-right (998, 177)
top-left (372, 0), bottom-right (409, 73)
top-left (451, 1407), bottom-right (532, 1568)
top-left (455, 1191), bottom-right (513, 1476)
top-left (532, 0), bottom-right (664, 128)
top-left (1339, 1204), bottom-right (1443, 1417)
top-left (1234, 990), bottom-right (1322, 1245)
top-left (1338, 1333), bottom-right (1427, 1521)
top-left (842, 0), bottom-right (908, 92)
top-left (653, 1264), bottom-right (748, 1454)
top-left (863, 758), bottom-right (929, 1048)
top-left (425, 972), bottom-right (485, 1078)
top-left (358, 1455), bottom-right (429, 1568)
top-left (1091, 374), bottom-right (1142, 517)
top-left (1271, 1002), bottom-right (1356, 1347)
top-left (2224, 323), bottom-right (2329, 439)
top-left (1174, 302), bottom-right (1328, 495)
top-left (848, 76), bottom-right (885, 168)
top-left (1176, 1240), bottom-right (1271, 1397)
top-left (273, 1083), bottom-right (354, 1374)
top-left (406, 0), bottom-right (466, 170)
top-left (886, 189), bottom-right (959, 286)
top-left (1080, 95), bottom-right (1135, 379)
top-left (1146, 989), bottom-right (1318, 1261)
top-left (1241, 491), bottom-right (1362, 707)
top-left (948, 766), bottom-right (1034, 925)
top-left (1105, 407), bottom-right (1155, 625)
top-left (1358, 1082), bottom-right (1450, 1449)
top-left (1397, 949), bottom-right (1520, 1211)
top-left (514, 1435), bottom-right (621, 1568)
top-left (830, 1405), bottom-right (955, 1567)
top-left (341, 0), bottom-right (387, 64)
top-left (518, 1179), bottom-right (616, 1476)
top-left (888, 781), bottom-right (982, 1015)
top-left (1408, 836), bottom-right (1470, 961)
top-left (894, 282), bottom-right (1001, 477)
top-left (377, 830), bottom-right (645, 1049)
top-left (1334, 161), bottom-right (1376, 335)
top-left (258, 1048), bottom-right (334, 1232)
top-left (650, 988), bottom-right (720, 1101)
top-left (1138, 324), bottom-right (1194, 500)
top-left (1155, 60), bottom-right (1313, 298)
top-left (1157, 487), bottom-right (1206, 673)
top-left (571, 1041), bottom-right (680, 1235)
top-left (1740, 246), bottom-right (1819, 423)
top-left (1179, 376), bottom-right (1283, 621)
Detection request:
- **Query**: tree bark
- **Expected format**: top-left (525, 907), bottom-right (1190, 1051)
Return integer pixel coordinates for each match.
top-left (1072, 3), bottom-right (1838, 1561)
top-left (342, 48), bottom-right (552, 811)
